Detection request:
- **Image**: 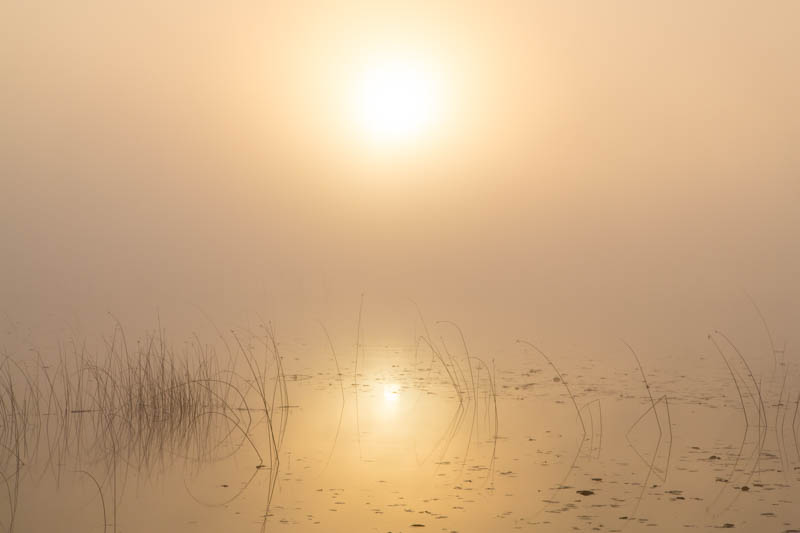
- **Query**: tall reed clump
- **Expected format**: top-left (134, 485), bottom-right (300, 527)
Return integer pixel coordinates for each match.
top-left (0, 319), bottom-right (289, 532)
top-left (0, 353), bottom-right (41, 533)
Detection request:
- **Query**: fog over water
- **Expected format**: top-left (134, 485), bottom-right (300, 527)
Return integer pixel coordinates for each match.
top-left (3, 5), bottom-right (800, 532)
top-left (2, 1), bottom-right (799, 356)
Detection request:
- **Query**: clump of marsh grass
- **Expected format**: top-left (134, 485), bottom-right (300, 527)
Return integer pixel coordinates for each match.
top-left (408, 313), bottom-right (499, 485)
top-left (0, 353), bottom-right (41, 533)
top-left (0, 318), bottom-right (289, 532)
top-left (705, 328), bottom-right (790, 516)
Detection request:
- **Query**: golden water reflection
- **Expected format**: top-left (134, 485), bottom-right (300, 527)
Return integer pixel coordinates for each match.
top-left (4, 336), bottom-right (800, 532)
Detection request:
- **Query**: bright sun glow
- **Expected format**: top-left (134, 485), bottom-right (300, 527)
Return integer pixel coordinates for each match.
top-left (355, 58), bottom-right (442, 144)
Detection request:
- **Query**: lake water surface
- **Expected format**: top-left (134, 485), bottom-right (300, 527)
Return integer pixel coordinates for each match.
top-left (2, 327), bottom-right (799, 532)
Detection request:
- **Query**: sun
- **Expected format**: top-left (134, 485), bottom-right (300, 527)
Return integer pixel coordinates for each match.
top-left (354, 57), bottom-right (442, 145)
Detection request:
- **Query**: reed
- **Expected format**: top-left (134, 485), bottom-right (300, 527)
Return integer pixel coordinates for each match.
top-left (0, 320), bottom-right (289, 532)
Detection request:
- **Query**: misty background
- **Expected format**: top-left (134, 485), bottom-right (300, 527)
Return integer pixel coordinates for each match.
top-left (2, 1), bottom-right (799, 357)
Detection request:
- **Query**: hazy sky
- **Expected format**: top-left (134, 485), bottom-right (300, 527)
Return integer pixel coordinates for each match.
top-left (2, 2), bottom-right (799, 348)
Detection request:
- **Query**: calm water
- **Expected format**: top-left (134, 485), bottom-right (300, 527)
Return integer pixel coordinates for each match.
top-left (2, 332), bottom-right (799, 532)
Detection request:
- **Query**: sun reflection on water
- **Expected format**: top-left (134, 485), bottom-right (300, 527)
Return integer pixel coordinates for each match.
top-left (383, 383), bottom-right (401, 406)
